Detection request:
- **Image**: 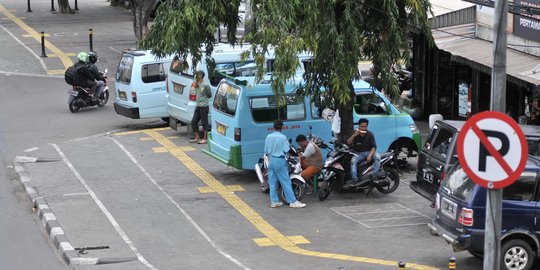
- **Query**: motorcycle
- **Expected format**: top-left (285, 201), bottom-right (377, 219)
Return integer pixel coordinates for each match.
top-left (317, 140), bottom-right (400, 201)
top-left (68, 69), bottom-right (110, 113)
top-left (255, 129), bottom-right (329, 201)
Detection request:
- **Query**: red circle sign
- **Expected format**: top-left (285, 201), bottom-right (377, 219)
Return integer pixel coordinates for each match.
top-left (456, 111), bottom-right (528, 189)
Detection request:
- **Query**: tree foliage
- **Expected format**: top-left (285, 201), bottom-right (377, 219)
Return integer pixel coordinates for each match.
top-left (141, 0), bottom-right (432, 140)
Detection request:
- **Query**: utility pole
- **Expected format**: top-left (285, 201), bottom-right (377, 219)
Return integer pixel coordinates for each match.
top-left (485, 0), bottom-right (508, 269)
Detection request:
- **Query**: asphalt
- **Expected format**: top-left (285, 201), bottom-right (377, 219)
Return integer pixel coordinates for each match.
top-left (2, 0), bottom-right (435, 267)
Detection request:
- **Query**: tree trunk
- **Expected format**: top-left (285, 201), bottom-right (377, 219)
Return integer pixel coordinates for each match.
top-left (336, 84), bottom-right (356, 143)
top-left (129, 0), bottom-right (158, 43)
top-left (57, 0), bottom-right (73, 14)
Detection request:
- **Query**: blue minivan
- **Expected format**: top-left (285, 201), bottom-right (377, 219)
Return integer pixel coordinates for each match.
top-left (428, 156), bottom-right (540, 270)
top-left (202, 77), bottom-right (421, 170)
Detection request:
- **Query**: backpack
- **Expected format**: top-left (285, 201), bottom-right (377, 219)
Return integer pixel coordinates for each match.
top-left (64, 65), bottom-right (79, 86)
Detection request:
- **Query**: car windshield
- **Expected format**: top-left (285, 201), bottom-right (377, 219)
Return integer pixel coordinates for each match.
top-left (441, 166), bottom-right (476, 201)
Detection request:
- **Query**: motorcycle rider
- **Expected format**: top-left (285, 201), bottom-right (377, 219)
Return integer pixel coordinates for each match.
top-left (345, 118), bottom-right (381, 187)
top-left (74, 52), bottom-right (99, 101)
top-left (295, 134), bottom-right (323, 183)
top-left (87, 51), bottom-right (106, 99)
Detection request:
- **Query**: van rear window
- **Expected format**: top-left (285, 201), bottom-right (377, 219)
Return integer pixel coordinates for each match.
top-left (250, 95), bottom-right (305, 122)
top-left (141, 63), bottom-right (167, 83)
top-left (116, 55), bottom-right (134, 84)
top-left (442, 167), bottom-right (475, 201)
top-left (210, 61), bottom-right (256, 86)
top-left (213, 82), bottom-right (240, 116)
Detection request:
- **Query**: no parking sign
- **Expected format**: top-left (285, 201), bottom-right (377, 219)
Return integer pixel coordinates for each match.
top-left (456, 111), bottom-right (528, 189)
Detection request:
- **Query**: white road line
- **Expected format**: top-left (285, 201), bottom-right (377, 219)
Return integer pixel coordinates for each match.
top-left (0, 24), bottom-right (48, 72)
top-left (52, 143), bottom-right (157, 270)
top-left (62, 192), bottom-right (90, 197)
top-left (107, 136), bottom-right (251, 270)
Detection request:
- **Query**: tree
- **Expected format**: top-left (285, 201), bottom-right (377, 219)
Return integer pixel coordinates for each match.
top-left (141, 0), bottom-right (432, 141)
top-left (128, 0), bottom-right (159, 42)
top-left (57, 0), bottom-right (74, 14)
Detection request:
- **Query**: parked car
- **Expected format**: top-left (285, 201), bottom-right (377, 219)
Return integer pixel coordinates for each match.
top-left (410, 119), bottom-right (540, 202)
top-left (428, 156), bottom-right (540, 270)
top-left (113, 50), bottom-right (173, 120)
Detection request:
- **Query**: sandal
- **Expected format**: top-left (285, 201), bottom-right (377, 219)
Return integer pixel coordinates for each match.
top-left (189, 138), bottom-right (199, 143)
top-left (198, 139), bottom-right (207, 144)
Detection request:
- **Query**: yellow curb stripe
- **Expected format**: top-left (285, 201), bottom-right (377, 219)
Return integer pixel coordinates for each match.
top-left (0, 4), bottom-right (72, 68)
top-left (47, 69), bottom-right (66, 75)
top-left (141, 129), bottom-right (439, 270)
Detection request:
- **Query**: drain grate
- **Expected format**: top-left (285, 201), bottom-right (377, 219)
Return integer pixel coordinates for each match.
top-left (331, 203), bottom-right (431, 228)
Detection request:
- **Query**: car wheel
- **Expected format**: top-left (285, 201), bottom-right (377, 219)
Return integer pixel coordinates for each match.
top-left (501, 239), bottom-right (534, 270)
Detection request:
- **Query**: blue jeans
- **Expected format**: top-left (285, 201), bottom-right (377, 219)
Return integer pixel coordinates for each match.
top-left (350, 151), bottom-right (381, 181)
top-left (94, 80), bottom-right (105, 98)
top-left (268, 157), bottom-right (297, 204)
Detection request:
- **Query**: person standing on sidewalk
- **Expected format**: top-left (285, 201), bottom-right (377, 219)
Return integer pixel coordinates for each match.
top-left (189, 70), bottom-right (212, 144)
top-left (264, 120), bottom-right (306, 208)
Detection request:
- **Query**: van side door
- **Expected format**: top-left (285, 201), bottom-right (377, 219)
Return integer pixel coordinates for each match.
top-left (353, 92), bottom-right (396, 151)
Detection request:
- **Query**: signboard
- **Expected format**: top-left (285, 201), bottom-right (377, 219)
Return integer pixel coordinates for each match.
top-left (513, 0), bottom-right (540, 43)
top-left (456, 111), bottom-right (528, 189)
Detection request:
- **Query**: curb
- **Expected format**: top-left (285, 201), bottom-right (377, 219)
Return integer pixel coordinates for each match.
top-left (13, 156), bottom-right (137, 266)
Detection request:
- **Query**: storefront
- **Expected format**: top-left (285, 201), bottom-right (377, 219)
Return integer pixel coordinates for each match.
top-left (413, 23), bottom-right (540, 123)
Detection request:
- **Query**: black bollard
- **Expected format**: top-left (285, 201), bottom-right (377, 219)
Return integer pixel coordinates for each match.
top-left (74, 0), bottom-right (79, 11)
top-left (50, 0), bottom-right (55, 12)
top-left (398, 261), bottom-right (406, 269)
top-left (27, 0), bottom-right (32, 12)
top-left (88, 28), bottom-right (93, 52)
top-left (40, 32), bottom-right (47, 57)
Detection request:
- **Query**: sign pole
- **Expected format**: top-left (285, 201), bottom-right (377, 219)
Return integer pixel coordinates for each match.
top-left (485, 0), bottom-right (508, 269)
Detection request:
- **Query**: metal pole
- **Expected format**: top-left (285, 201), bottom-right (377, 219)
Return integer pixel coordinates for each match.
top-left (485, 0), bottom-right (507, 269)
top-left (40, 32), bottom-right (47, 57)
top-left (89, 28), bottom-right (93, 52)
top-left (50, 0), bottom-right (55, 12)
top-left (74, 0), bottom-right (79, 11)
top-left (27, 0), bottom-right (32, 12)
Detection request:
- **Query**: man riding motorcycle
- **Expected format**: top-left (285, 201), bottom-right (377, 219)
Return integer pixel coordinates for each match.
top-left (87, 51), bottom-right (105, 99)
top-left (74, 52), bottom-right (99, 101)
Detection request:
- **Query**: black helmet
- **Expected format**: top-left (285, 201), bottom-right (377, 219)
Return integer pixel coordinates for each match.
top-left (88, 51), bottom-right (98, 64)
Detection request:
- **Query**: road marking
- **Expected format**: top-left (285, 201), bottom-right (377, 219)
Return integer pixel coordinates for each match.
top-left (120, 128), bottom-right (439, 270)
top-left (107, 136), bottom-right (251, 270)
top-left (0, 4), bottom-right (73, 69)
top-left (52, 144), bottom-right (158, 270)
top-left (0, 24), bottom-right (48, 72)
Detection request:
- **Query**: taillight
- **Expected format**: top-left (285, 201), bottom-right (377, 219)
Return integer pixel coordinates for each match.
top-left (234, 127), bottom-right (241, 141)
top-left (132, 92), bottom-right (137, 103)
top-left (458, 208), bottom-right (474, 226)
top-left (435, 193), bottom-right (440, 210)
top-left (440, 172), bottom-right (447, 182)
top-left (189, 92), bottom-right (196, 101)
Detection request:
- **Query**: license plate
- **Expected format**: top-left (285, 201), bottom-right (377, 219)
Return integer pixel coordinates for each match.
top-left (173, 82), bottom-right (184, 94)
top-left (441, 197), bottom-right (457, 219)
top-left (68, 90), bottom-right (78, 96)
top-left (118, 91), bottom-right (127, 101)
top-left (216, 122), bottom-right (227, 135)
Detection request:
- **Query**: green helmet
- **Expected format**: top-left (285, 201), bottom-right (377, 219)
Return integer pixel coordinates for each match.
top-left (77, 52), bottom-right (89, 63)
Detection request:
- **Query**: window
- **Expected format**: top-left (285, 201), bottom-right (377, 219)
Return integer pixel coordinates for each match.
top-left (442, 166), bottom-right (476, 201)
top-left (141, 63), bottom-right (166, 83)
top-left (209, 61), bottom-right (256, 86)
top-left (115, 55), bottom-right (134, 84)
top-left (250, 95), bottom-right (305, 122)
top-left (169, 55), bottom-right (193, 75)
top-left (430, 128), bottom-right (453, 160)
top-left (503, 172), bottom-right (537, 201)
top-left (213, 82), bottom-right (240, 116)
top-left (354, 93), bottom-right (387, 115)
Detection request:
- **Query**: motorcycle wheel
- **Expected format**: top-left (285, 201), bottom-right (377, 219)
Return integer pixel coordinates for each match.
top-left (98, 90), bottom-right (109, 107)
top-left (69, 99), bottom-right (80, 113)
top-left (376, 168), bottom-right (400, 194)
top-left (318, 180), bottom-right (334, 201)
top-left (260, 168), bottom-right (269, 193)
top-left (279, 178), bottom-right (304, 202)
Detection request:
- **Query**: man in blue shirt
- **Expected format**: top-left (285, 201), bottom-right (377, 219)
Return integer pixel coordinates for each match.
top-left (264, 120), bottom-right (306, 208)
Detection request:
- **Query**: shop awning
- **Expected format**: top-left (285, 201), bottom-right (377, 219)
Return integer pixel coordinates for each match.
top-left (432, 23), bottom-right (540, 87)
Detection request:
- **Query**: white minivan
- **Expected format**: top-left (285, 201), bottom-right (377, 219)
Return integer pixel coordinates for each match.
top-left (113, 50), bottom-right (173, 120)
top-left (167, 44), bottom-right (309, 133)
